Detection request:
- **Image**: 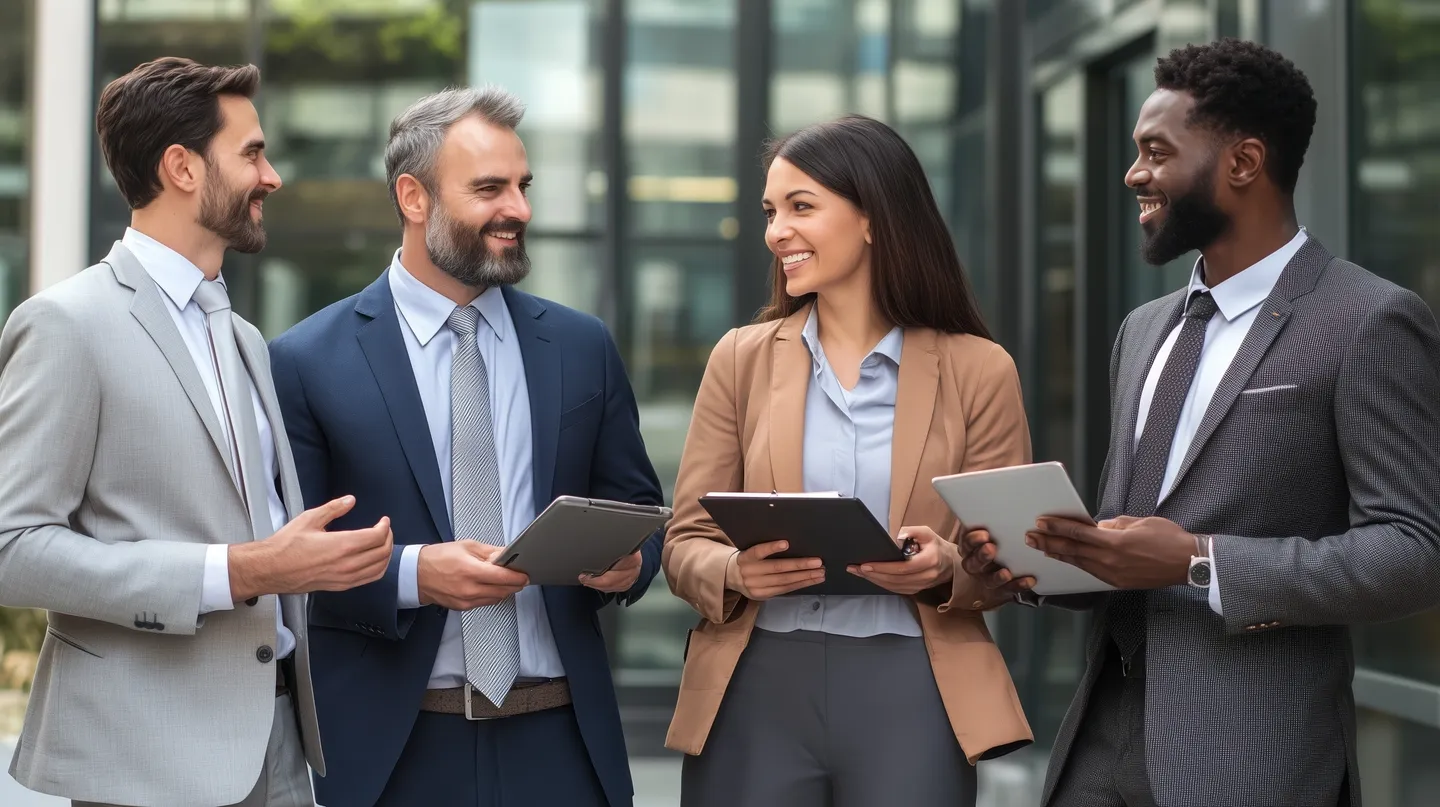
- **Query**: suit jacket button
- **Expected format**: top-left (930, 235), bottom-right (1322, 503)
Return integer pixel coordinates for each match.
top-left (245, 597), bottom-right (259, 607)
top-left (256, 645), bottom-right (275, 663)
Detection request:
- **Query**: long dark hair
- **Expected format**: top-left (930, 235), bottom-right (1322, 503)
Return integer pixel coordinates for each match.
top-left (755, 115), bottom-right (992, 340)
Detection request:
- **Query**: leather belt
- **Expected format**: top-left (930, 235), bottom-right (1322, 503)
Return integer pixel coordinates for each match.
top-left (421, 679), bottom-right (571, 720)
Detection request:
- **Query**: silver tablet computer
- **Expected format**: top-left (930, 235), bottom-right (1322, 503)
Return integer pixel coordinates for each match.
top-left (495, 496), bottom-right (673, 586)
top-left (931, 462), bottom-right (1114, 596)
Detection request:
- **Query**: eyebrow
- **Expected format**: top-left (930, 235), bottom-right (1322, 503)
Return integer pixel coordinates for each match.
top-left (761, 188), bottom-right (819, 205)
top-left (468, 173), bottom-right (534, 189)
top-left (241, 138), bottom-right (265, 154)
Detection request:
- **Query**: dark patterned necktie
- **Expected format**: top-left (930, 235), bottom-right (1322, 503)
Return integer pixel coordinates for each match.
top-left (1108, 291), bottom-right (1219, 659)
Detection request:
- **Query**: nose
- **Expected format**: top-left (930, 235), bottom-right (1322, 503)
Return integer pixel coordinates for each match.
top-left (502, 185), bottom-right (532, 224)
top-left (259, 156), bottom-right (282, 192)
top-left (766, 211), bottom-right (794, 248)
top-left (1125, 159), bottom-right (1150, 190)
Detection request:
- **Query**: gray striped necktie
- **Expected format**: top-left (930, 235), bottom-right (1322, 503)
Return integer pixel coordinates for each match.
top-left (192, 279), bottom-right (271, 537)
top-left (447, 305), bottom-right (520, 706)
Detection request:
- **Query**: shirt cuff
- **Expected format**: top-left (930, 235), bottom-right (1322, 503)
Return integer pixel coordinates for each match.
top-left (1208, 542), bottom-right (1223, 616)
top-left (398, 543), bottom-right (423, 610)
top-left (200, 544), bottom-right (236, 615)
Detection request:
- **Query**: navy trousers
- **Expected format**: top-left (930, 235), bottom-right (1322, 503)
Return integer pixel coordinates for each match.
top-left (374, 705), bottom-right (610, 807)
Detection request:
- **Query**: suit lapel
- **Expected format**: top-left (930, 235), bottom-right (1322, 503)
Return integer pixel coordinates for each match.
top-left (504, 287), bottom-right (560, 515)
top-left (107, 243), bottom-right (237, 490)
top-left (1109, 291), bottom-right (1186, 515)
top-left (355, 273), bottom-right (454, 542)
top-left (768, 308), bottom-right (811, 493)
top-left (889, 329), bottom-right (939, 535)
top-left (1164, 238), bottom-right (1332, 497)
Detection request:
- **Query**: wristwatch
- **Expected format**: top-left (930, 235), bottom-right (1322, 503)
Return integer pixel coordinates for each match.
top-left (1187, 533), bottom-right (1213, 589)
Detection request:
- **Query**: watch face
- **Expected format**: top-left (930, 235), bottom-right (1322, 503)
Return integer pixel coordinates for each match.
top-left (1190, 561), bottom-right (1212, 587)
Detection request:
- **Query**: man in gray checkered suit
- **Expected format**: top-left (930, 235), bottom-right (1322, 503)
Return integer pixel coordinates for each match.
top-left (963, 39), bottom-right (1440, 807)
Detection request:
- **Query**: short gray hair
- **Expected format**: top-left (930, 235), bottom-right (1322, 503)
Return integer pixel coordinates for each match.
top-left (385, 85), bottom-right (526, 223)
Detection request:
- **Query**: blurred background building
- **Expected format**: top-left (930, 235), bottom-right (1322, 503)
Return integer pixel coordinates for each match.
top-left (2, 0), bottom-right (1439, 804)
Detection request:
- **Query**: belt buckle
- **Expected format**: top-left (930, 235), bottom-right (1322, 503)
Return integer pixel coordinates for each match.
top-left (463, 683), bottom-right (496, 721)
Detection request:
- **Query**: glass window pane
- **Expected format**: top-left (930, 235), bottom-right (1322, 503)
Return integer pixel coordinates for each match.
top-left (1035, 75), bottom-right (1081, 472)
top-left (0, 0), bottom-right (31, 330)
top-left (1350, 0), bottom-right (1440, 315)
top-left (626, 0), bottom-right (737, 239)
top-left (771, 0), bottom-right (890, 132)
top-left (470, 0), bottom-right (606, 232)
top-left (1357, 708), bottom-right (1440, 807)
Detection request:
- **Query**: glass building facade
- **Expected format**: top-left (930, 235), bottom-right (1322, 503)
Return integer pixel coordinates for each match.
top-left (4, 0), bottom-right (1440, 800)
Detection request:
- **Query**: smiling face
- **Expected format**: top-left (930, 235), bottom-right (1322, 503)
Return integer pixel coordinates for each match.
top-left (761, 157), bottom-right (872, 300)
top-left (196, 94), bottom-right (281, 254)
top-left (424, 114), bottom-right (533, 288)
top-left (1125, 89), bottom-right (1232, 266)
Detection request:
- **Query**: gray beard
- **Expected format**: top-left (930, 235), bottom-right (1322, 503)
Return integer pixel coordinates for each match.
top-left (425, 203), bottom-right (530, 288)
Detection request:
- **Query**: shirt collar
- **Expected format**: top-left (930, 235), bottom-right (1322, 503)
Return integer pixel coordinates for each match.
top-left (1187, 228), bottom-right (1308, 321)
top-left (387, 250), bottom-right (510, 347)
top-left (122, 227), bottom-right (221, 310)
top-left (799, 306), bottom-right (904, 375)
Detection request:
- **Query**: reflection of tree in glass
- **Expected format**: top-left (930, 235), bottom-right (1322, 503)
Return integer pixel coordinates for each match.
top-left (265, 0), bottom-right (466, 75)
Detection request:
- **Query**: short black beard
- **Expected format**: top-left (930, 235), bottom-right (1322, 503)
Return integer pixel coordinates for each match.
top-left (1140, 165), bottom-right (1231, 266)
top-left (198, 162), bottom-right (267, 254)
top-left (425, 202), bottom-right (530, 289)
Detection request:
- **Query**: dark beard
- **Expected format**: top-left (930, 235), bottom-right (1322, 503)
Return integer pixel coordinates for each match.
top-left (1140, 168), bottom-right (1230, 266)
top-left (198, 168), bottom-right (267, 254)
top-left (425, 202), bottom-right (531, 289)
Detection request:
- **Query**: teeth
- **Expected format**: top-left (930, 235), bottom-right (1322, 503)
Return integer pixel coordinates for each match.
top-left (1140, 201), bottom-right (1163, 215)
top-left (782, 252), bottom-right (812, 265)
top-left (491, 231), bottom-right (517, 239)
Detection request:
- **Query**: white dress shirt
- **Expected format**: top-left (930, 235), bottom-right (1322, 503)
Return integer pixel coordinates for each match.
top-left (1135, 228), bottom-right (1308, 616)
top-left (387, 253), bottom-right (566, 686)
top-left (755, 307), bottom-right (921, 637)
top-left (121, 228), bottom-right (294, 659)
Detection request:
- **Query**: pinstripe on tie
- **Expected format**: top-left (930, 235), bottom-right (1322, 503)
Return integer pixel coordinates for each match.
top-left (1108, 290), bottom-right (1219, 660)
top-left (447, 305), bottom-right (520, 706)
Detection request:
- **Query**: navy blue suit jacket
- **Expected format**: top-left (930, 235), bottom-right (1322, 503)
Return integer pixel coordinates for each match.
top-left (269, 272), bottom-right (663, 807)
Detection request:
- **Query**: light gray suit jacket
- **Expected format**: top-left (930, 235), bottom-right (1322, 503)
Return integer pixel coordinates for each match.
top-left (1041, 238), bottom-right (1440, 807)
top-left (0, 243), bottom-right (324, 806)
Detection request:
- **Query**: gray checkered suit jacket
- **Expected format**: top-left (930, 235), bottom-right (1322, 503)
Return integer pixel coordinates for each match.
top-left (1040, 238), bottom-right (1440, 807)
top-left (0, 243), bottom-right (324, 806)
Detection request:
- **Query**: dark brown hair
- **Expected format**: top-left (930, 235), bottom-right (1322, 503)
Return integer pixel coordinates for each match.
top-left (96, 57), bottom-right (260, 210)
top-left (755, 115), bottom-right (992, 340)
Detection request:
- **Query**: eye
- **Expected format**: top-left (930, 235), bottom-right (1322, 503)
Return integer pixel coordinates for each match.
top-left (519, 182), bottom-right (532, 196)
top-left (763, 208), bottom-right (775, 221)
top-left (1148, 148), bottom-right (1166, 161)
top-left (793, 201), bottom-right (813, 212)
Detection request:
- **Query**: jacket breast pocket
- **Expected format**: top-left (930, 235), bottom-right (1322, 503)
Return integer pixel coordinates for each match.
top-left (559, 391), bottom-right (603, 431)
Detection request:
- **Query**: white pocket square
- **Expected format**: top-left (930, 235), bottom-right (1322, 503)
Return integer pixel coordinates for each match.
top-left (1241, 384), bottom-right (1298, 395)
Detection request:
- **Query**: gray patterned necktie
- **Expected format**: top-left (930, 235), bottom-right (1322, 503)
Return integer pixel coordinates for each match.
top-left (1108, 291), bottom-right (1219, 660)
top-left (192, 280), bottom-right (270, 536)
top-left (447, 305), bottom-right (520, 706)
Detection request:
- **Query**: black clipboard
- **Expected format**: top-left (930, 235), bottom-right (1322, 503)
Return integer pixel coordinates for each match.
top-left (698, 493), bottom-right (908, 596)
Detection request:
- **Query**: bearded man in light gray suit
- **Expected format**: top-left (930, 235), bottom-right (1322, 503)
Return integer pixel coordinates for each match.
top-left (0, 58), bottom-right (393, 807)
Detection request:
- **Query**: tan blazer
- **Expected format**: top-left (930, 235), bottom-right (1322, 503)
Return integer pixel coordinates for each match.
top-left (662, 304), bottom-right (1033, 763)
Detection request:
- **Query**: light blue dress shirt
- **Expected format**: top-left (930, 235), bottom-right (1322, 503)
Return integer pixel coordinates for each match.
top-left (1136, 228), bottom-right (1307, 617)
top-left (754, 307), bottom-right (923, 638)
top-left (121, 228), bottom-right (295, 660)
top-left (388, 252), bottom-right (566, 685)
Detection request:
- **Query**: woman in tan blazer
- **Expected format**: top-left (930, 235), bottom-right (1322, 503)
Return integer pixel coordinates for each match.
top-left (662, 115), bottom-right (1034, 807)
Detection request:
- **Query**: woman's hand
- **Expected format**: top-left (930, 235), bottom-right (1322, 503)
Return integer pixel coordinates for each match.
top-left (726, 540), bottom-right (826, 600)
top-left (846, 526), bottom-right (955, 596)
